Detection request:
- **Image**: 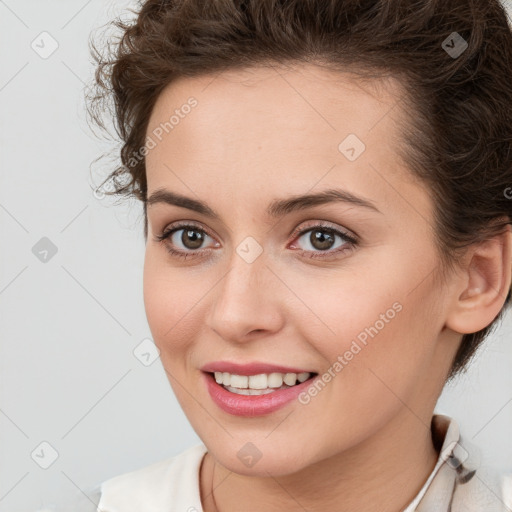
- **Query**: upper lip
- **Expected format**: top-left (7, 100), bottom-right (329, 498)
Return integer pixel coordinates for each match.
top-left (200, 361), bottom-right (316, 376)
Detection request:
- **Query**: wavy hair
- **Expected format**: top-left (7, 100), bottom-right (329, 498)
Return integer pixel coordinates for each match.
top-left (86, 0), bottom-right (512, 382)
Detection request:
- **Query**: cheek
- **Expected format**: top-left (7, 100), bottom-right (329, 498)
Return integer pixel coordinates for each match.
top-left (142, 251), bottom-right (206, 411)
top-left (142, 249), bottom-right (203, 350)
top-left (289, 266), bottom-right (437, 410)
top-left (282, 263), bottom-right (404, 356)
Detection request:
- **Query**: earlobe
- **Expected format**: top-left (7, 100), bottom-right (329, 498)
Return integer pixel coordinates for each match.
top-left (444, 226), bottom-right (512, 335)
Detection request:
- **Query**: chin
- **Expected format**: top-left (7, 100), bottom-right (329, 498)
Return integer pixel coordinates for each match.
top-left (203, 436), bottom-right (316, 478)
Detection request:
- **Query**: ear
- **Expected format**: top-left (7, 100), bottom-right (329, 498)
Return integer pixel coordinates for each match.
top-left (444, 224), bottom-right (512, 335)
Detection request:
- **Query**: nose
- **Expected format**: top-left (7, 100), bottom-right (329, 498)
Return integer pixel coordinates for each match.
top-left (205, 252), bottom-right (285, 343)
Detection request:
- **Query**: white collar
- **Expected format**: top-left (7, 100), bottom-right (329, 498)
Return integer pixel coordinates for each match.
top-left (97, 414), bottom-right (509, 512)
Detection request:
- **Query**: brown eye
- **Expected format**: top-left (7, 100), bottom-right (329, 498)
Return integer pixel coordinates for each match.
top-left (289, 223), bottom-right (358, 260)
top-left (154, 223), bottom-right (220, 260)
top-left (180, 228), bottom-right (205, 249)
top-left (308, 229), bottom-right (336, 251)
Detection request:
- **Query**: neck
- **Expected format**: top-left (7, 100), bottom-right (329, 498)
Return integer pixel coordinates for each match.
top-left (200, 409), bottom-right (440, 512)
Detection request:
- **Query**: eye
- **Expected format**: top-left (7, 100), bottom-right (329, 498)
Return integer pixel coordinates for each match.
top-left (153, 222), bottom-right (219, 260)
top-left (153, 220), bottom-right (358, 261)
top-left (289, 222), bottom-right (358, 259)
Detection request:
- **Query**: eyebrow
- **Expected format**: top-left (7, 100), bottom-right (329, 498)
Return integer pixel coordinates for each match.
top-left (146, 187), bottom-right (382, 218)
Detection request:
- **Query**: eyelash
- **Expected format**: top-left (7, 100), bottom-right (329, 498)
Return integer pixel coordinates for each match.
top-left (153, 221), bottom-right (358, 261)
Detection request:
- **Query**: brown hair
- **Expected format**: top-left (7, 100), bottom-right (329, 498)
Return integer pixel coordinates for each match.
top-left (86, 0), bottom-right (512, 383)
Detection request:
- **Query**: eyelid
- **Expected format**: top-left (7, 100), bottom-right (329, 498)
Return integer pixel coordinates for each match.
top-left (289, 219), bottom-right (358, 244)
top-left (158, 221), bottom-right (219, 244)
top-left (156, 219), bottom-right (357, 247)
top-left (155, 219), bottom-right (359, 264)
top-left (153, 222), bottom-right (218, 261)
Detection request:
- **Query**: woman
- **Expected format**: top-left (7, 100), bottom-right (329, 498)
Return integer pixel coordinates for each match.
top-left (47, 0), bottom-right (512, 510)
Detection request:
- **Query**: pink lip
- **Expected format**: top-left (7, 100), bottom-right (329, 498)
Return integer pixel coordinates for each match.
top-left (202, 371), bottom-right (318, 417)
top-left (200, 361), bottom-right (314, 375)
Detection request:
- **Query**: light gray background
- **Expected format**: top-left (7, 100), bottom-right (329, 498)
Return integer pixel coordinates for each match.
top-left (1, 1), bottom-right (511, 511)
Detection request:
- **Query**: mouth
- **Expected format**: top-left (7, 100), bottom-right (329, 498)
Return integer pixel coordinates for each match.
top-left (208, 370), bottom-right (319, 395)
top-left (202, 370), bottom-right (319, 416)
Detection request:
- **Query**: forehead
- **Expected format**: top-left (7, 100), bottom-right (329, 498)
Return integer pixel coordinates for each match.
top-left (144, 63), bottom-right (431, 224)
top-left (147, 63), bottom-right (405, 141)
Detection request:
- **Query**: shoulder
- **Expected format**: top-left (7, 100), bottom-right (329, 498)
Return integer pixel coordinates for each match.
top-left (34, 484), bottom-right (102, 512)
top-left (97, 442), bottom-right (207, 512)
top-left (502, 473), bottom-right (512, 510)
top-left (458, 466), bottom-right (512, 511)
top-left (448, 437), bottom-right (512, 511)
top-left (416, 415), bottom-right (512, 511)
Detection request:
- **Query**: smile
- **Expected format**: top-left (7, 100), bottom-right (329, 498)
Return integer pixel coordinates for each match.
top-left (214, 371), bottom-right (313, 395)
top-left (202, 371), bottom-right (319, 416)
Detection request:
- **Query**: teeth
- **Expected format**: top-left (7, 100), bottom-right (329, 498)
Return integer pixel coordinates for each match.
top-left (224, 386), bottom-right (276, 395)
top-left (231, 374), bottom-right (249, 388)
top-left (213, 371), bottom-right (312, 389)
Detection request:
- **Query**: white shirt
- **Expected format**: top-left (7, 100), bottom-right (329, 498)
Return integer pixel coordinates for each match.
top-left (36, 414), bottom-right (512, 511)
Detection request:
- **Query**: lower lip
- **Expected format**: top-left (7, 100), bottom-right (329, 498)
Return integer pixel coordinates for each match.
top-left (202, 371), bottom-right (317, 417)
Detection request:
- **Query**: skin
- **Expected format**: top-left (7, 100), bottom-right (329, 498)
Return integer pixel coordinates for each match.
top-left (142, 63), bottom-right (512, 512)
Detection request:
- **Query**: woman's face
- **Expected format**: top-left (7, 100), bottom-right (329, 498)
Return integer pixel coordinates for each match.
top-left (143, 63), bottom-right (460, 475)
